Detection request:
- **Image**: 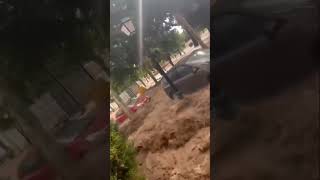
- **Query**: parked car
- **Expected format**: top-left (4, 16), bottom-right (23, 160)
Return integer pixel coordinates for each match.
top-left (17, 104), bottom-right (108, 180)
top-left (115, 95), bottom-right (151, 124)
top-left (161, 49), bottom-right (210, 99)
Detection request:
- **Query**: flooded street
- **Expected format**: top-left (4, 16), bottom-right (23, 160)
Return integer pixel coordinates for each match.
top-left (119, 70), bottom-right (318, 180)
top-left (120, 86), bottom-right (210, 180)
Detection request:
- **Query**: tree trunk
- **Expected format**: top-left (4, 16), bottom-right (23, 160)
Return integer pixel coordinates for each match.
top-left (110, 89), bottom-right (134, 120)
top-left (144, 75), bottom-right (150, 82)
top-left (175, 14), bottom-right (209, 49)
top-left (167, 56), bottom-right (175, 67)
top-left (1, 88), bottom-right (80, 180)
top-left (190, 36), bottom-right (199, 47)
top-left (145, 68), bottom-right (158, 85)
top-left (168, 58), bottom-right (174, 67)
top-left (138, 78), bottom-right (147, 87)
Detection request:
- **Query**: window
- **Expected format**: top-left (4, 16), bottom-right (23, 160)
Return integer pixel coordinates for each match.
top-left (162, 65), bottom-right (193, 85)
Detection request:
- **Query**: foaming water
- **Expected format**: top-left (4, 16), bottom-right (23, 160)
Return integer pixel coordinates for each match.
top-left (122, 86), bottom-right (210, 180)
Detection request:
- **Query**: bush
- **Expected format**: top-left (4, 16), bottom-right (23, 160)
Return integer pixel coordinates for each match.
top-left (110, 123), bottom-right (144, 180)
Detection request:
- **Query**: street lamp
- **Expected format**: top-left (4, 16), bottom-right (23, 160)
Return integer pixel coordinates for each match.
top-left (120, 17), bottom-right (135, 36)
top-left (119, 16), bottom-right (183, 99)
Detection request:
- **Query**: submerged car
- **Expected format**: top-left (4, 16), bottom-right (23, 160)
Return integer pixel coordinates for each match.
top-left (161, 49), bottom-right (210, 99)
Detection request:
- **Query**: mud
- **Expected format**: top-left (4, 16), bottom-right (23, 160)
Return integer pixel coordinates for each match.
top-left (121, 72), bottom-right (319, 180)
top-left (121, 86), bottom-right (210, 180)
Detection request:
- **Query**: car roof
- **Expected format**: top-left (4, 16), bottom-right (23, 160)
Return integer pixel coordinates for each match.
top-left (186, 49), bottom-right (210, 65)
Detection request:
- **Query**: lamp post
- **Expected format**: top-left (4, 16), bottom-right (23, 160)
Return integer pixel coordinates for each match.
top-left (119, 17), bottom-right (182, 99)
top-left (120, 17), bottom-right (136, 36)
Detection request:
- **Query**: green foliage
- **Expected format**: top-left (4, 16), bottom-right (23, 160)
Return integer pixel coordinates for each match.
top-left (110, 123), bottom-right (144, 180)
top-left (110, 0), bottom-right (208, 92)
top-left (157, 30), bottom-right (186, 59)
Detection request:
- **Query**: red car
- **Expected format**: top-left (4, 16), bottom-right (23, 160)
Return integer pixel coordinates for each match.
top-left (17, 105), bottom-right (107, 180)
top-left (115, 95), bottom-right (151, 124)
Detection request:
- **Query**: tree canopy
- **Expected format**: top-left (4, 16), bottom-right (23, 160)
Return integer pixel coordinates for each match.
top-left (110, 0), bottom-right (189, 92)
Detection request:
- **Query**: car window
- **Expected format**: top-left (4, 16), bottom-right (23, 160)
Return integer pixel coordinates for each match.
top-left (162, 65), bottom-right (193, 85)
top-left (213, 14), bottom-right (274, 58)
top-left (176, 65), bottom-right (193, 78)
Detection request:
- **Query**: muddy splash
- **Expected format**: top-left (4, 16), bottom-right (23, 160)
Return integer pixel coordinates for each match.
top-left (120, 86), bottom-right (210, 180)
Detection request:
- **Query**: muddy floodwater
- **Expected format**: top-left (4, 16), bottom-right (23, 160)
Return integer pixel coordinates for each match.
top-left (120, 72), bottom-right (319, 180)
top-left (120, 85), bottom-right (210, 180)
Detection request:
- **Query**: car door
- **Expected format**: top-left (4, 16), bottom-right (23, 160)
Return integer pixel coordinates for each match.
top-left (192, 66), bottom-right (210, 88)
top-left (174, 65), bottom-right (204, 94)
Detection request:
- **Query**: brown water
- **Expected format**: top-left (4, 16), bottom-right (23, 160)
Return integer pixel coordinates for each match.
top-left (120, 86), bottom-right (210, 180)
top-left (120, 72), bottom-right (319, 180)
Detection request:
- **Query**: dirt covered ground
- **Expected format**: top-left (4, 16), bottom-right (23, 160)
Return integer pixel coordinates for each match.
top-left (120, 86), bottom-right (211, 180)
